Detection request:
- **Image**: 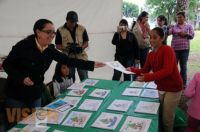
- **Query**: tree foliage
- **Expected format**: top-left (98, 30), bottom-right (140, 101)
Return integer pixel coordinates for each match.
top-left (122, 1), bottom-right (139, 18)
top-left (146, 0), bottom-right (199, 24)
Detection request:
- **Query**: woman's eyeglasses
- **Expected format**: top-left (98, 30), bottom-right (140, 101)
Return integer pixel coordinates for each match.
top-left (41, 30), bottom-right (56, 35)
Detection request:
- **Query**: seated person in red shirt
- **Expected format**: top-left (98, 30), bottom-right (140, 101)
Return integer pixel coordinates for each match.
top-left (127, 27), bottom-right (183, 132)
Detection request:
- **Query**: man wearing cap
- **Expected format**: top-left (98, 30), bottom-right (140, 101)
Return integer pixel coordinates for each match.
top-left (55, 11), bottom-right (89, 82)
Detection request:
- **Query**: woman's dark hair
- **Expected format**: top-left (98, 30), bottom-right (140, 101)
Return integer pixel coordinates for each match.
top-left (157, 15), bottom-right (168, 25)
top-left (119, 19), bottom-right (128, 26)
top-left (152, 27), bottom-right (165, 38)
top-left (137, 11), bottom-right (148, 22)
top-left (177, 11), bottom-right (186, 18)
top-left (33, 19), bottom-right (53, 38)
top-left (53, 63), bottom-right (70, 83)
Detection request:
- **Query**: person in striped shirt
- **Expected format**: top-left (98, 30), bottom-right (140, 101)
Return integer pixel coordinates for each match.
top-left (168, 11), bottom-right (195, 87)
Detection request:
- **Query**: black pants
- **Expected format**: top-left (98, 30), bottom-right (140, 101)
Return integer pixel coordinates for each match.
top-left (112, 56), bottom-right (134, 81)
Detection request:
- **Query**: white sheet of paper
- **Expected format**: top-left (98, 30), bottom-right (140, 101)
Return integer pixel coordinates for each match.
top-left (107, 99), bottom-right (133, 112)
top-left (145, 81), bottom-right (157, 89)
top-left (67, 83), bottom-right (85, 90)
top-left (78, 99), bottom-right (103, 111)
top-left (129, 81), bottom-right (147, 88)
top-left (63, 96), bottom-right (81, 106)
top-left (67, 88), bottom-right (88, 96)
top-left (8, 125), bottom-right (50, 132)
top-left (122, 88), bottom-right (142, 97)
top-left (120, 116), bottom-right (151, 132)
top-left (135, 101), bottom-right (160, 114)
top-left (92, 112), bottom-right (123, 130)
top-left (62, 111), bottom-right (92, 128)
top-left (141, 89), bottom-right (159, 98)
top-left (89, 89), bottom-right (110, 98)
top-left (82, 79), bottom-right (99, 86)
top-left (105, 61), bottom-right (135, 74)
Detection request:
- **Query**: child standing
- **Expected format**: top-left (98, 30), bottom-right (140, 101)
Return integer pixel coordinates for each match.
top-left (185, 72), bottom-right (200, 132)
top-left (128, 27), bottom-right (183, 132)
top-left (52, 63), bottom-right (73, 97)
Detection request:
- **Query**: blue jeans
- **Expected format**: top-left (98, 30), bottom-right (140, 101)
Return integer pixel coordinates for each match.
top-left (175, 49), bottom-right (189, 86)
top-left (70, 67), bottom-right (88, 82)
top-left (140, 48), bottom-right (150, 68)
top-left (112, 58), bottom-right (134, 81)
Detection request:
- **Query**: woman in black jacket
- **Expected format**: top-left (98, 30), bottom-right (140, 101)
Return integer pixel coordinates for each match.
top-left (112, 19), bottom-right (140, 81)
top-left (3, 19), bottom-right (104, 111)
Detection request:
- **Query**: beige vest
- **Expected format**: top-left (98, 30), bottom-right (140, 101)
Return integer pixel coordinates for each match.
top-left (58, 24), bottom-right (88, 60)
top-left (132, 22), bottom-right (150, 49)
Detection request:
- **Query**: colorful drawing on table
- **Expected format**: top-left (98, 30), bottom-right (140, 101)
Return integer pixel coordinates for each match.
top-left (129, 81), bottom-right (147, 88)
top-left (107, 99), bottom-right (133, 112)
top-left (45, 99), bottom-right (74, 112)
top-left (89, 89), bottom-right (110, 98)
top-left (23, 124), bottom-right (50, 132)
top-left (135, 101), bottom-right (160, 114)
top-left (78, 99), bottom-right (103, 111)
top-left (62, 111), bottom-right (92, 128)
top-left (141, 89), bottom-right (159, 98)
top-left (82, 79), bottom-right (99, 86)
top-left (105, 61), bottom-right (134, 74)
top-left (145, 81), bottom-right (157, 89)
top-left (122, 88), bottom-right (142, 97)
top-left (67, 88), bottom-right (88, 96)
top-left (63, 96), bottom-right (81, 106)
top-left (119, 116), bottom-right (152, 132)
top-left (92, 112), bottom-right (123, 130)
top-left (20, 108), bottom-right (65, 125)
top-left (53, 130), bottom-right (65, 132)
top-left (7, 128), bottom-right (24, 132)
top-left (67, 83), bottom-right (85, 90)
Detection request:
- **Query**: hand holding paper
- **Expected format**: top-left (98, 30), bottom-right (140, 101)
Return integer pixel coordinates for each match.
top-left (105, 61), bottom-right (135, 74)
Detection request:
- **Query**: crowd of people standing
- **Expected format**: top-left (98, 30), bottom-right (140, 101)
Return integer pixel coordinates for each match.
top-left (2, 9), bottom-right (198, 132)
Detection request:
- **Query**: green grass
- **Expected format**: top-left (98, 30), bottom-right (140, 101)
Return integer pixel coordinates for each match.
top-left (190, 31), bottom-right (200, 53)
top-left (167, 30), bottom-right (200, 53)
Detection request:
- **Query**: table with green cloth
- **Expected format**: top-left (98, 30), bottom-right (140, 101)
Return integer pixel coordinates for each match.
top-left (15, 79), bottom-right (159, 132)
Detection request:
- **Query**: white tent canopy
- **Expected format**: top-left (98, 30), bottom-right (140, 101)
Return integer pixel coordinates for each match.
top-left (0, 0), bottom-right (122, 83)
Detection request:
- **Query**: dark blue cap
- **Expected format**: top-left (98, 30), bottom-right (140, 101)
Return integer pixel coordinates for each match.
top-left (66, 11), bottom-right (78, 22)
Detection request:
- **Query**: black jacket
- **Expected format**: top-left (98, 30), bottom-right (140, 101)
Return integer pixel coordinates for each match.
top-left (3, 35), bottom-right (94, 102)
top-left (112, 31), bottom-right (140, 60)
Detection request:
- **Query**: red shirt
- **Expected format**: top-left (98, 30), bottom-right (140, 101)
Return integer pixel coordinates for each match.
top-left (130, 45), bottom-right (183, 92)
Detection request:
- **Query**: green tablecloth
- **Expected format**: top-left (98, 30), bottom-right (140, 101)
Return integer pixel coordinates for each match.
top-left (16, 79), bottom-right (159, 132)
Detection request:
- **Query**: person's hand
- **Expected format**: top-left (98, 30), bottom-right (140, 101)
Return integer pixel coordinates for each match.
top-left (94, 62), bottom-right (105, 68)
top-left (135, 59), bottom-right (140, 64)
top-left (178, 32), bottom-right (188, 37)
top-left (136, 74), bottom-right (145, 82)
top-left (23, 77), bottom-right (34, 86)
top-left (126, 67), bottom-right (132, 71)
